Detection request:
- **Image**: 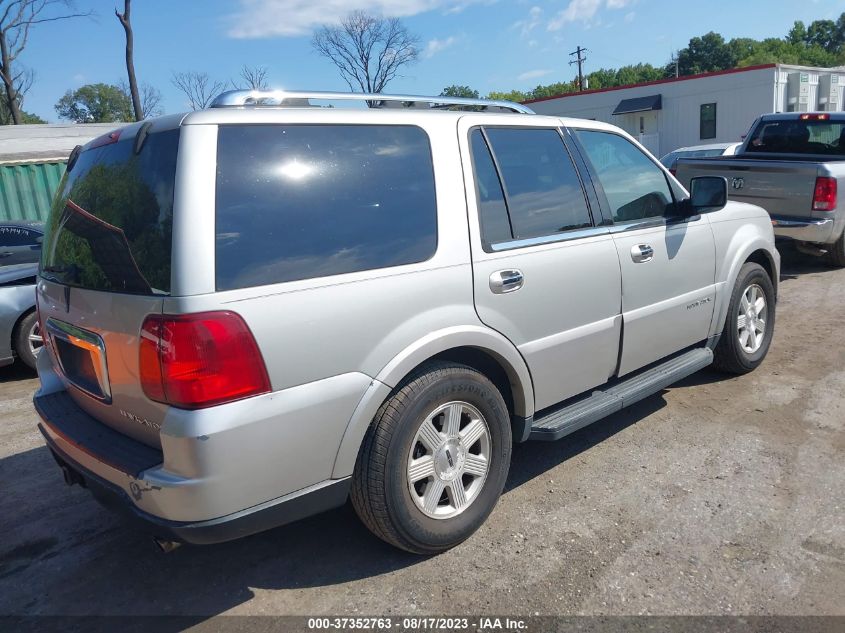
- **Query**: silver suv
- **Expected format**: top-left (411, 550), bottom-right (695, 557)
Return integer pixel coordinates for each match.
top-left (34, 91), bottom-right (779, 554)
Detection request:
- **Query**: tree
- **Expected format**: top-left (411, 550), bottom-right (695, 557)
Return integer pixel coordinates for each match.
top-left (312, 11), bottom-right (419, 93)
top-left (0, 98), bottom-right (43, 124)
top-left (171, 71), bottom-right (225, 110)
top-left (787, 21), bottom-right (807, 46)
top-left (54, 83), bottom-right (132, 123)
top-left (231, 64), bottom-right (268, 90)
top-left (676, 32), bottom-right (737, 75)
top-left (486, 89), bottom-right (529, 103)
top-left (806, 19), bottom-right (839, 53)
top-left (440, 85), bottom-right (478, 98)
top-left (118, 79), bottom-right (162, 118)
top-left (115, 0), bottom-right (142, 121)
top-left (0, 0), bottom-right (89, 124)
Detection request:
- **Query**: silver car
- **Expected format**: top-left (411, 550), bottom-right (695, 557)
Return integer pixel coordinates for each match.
top-left (34, 91), bottom-right (779, 554)
top-left (0, 262), bottom-right (41, 370)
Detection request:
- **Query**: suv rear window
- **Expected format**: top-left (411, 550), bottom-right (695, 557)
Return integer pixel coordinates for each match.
top-left (746, 119), bottom-right (845, 156)
top-left (215, 124), bottom-right (437, 291)
top-left (41, 128), bottom-right (178, 295)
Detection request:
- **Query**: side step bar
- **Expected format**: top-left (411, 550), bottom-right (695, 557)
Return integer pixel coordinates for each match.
top-left (529, 347), bottom-right (713, 441)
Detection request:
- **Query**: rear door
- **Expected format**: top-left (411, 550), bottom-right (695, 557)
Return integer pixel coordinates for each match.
top-left (38, 124), bottom-right (179, 448)
top-left (459, 117), bottom-right (622, 412)
top-left (572, 128), bottom-right (716, 376)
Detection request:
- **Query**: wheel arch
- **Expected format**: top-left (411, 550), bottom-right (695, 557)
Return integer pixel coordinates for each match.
top-left (711, 234), bottom-right (779, 339)
top-left (10, 306), bottom-right (37, 357)
top-left (331, 326), bottom-right (535, 478)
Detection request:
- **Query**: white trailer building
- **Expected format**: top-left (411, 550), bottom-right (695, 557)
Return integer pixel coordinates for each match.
top-left (526, 63), bottom-right (845, 159)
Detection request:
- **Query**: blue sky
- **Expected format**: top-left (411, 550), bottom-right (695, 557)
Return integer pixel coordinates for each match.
top-left (19, 0), bottom-right (845, 122)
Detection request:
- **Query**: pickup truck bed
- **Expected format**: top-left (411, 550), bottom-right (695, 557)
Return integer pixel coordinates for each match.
top-left (674, 112), bottom-right (845, 265)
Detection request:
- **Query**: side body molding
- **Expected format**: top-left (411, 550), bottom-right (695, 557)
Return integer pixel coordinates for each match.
top-left (331, 325), bottom-right (535, 478)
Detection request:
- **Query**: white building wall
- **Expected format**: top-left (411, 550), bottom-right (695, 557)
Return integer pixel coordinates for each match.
top-left (530, 66), bottom-right (778, 158)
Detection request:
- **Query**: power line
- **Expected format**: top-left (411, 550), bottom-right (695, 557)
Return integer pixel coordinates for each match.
top-left (569, 46), bottom-right (588, 91)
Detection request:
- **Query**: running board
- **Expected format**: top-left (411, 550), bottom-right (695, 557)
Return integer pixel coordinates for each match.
top-left (529, 347), bottom-right (713, 441)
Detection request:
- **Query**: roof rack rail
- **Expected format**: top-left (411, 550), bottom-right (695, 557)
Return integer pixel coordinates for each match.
top-left (210, 90), bottom-right (535, 114)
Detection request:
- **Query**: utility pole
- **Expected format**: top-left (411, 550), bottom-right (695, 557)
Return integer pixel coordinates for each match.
top-left (569, 46), bottom-right (587, 91)
top-left (670, 51), bottom-right (679, 78)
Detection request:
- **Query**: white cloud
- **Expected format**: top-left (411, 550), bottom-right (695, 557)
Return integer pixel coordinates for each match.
top-left (624, 10), bottom-right (635, 22)
top-left (424, 35), bottom-right (457, 58)
top-left (512, 5), bottom-right (543, 37)
top-left (547, 0), bottom-right (634, 30)
top-left (227, 0), bottom-right (487, 38)
top-left (517, 69), bottom-right (553, 81)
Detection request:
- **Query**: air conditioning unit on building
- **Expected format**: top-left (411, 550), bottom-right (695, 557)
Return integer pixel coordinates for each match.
top-left (817, 73), bottom-right (842, 112)
top-left (787, 72), bottom-right (811, 112)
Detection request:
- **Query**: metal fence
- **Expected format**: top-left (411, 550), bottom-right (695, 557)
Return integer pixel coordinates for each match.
top-left (0, 161), bottom-right (66, 222)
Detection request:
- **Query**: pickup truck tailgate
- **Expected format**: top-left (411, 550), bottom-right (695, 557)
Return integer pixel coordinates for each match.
top-left (676, 158), bottom-right (820, 219)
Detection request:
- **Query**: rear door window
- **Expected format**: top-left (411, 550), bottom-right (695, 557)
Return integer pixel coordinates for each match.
top-left (479, 127), bottom-right (592, 242)
top-left (215, 124), bottom-right (437, 291)
top-left (41, 129), bottom-right (178, 294)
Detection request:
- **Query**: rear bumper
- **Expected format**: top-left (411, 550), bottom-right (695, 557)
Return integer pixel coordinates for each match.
top-left (33, 378), bottom-right (361, 544)
top-left (40, 424), bottom-right (349, 544)
top-left (771, 215), bottom-right (836, 244)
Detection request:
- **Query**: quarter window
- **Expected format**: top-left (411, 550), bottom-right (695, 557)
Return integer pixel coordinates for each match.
top-left (215, 125), bottom-right (438, 291)
top-left (482, 128), bottom-right (592, 242)
top-left (575, 130), bottom-right (675, 223)
top-left (700, 103), bottom-right (717, 139)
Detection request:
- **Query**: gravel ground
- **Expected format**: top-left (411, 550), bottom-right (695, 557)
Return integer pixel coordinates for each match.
top-left (0, 246), bottom-right (843, 617)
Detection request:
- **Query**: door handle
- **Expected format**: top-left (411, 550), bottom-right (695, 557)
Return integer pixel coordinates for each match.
top-left (0, 252), bottom-right (12, 258)
top-left (631, 244), bottom-right (654, 263)
top-left (490, 269), bottom-right (524, 294)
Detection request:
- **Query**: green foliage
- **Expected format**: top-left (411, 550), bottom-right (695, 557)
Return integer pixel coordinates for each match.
top-left (440, 85), bottom-right (479, 98)
top-left (0, 98), bottom-right (45, 124)
top-left (485, 89), bottom-right (530, 103)
top-left (54, 83), bottom-right (133, 123)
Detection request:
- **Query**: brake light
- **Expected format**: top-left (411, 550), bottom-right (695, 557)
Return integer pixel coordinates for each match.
top-left (812, 177), bottom-right (837, 211)
top-left (669, 168), bottom-right (677, 176)
top-left (139, 311), bottom-right (270, 409)
top-left (800, 113), bottom-right (829, 121)
top-left (88, 129), bottom-right (122, 149)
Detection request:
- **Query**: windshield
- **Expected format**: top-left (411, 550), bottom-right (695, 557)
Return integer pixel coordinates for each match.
top-left (41, 128), bottom-right (178, 295)
top-left (745, 119), bottom-right (845, 156)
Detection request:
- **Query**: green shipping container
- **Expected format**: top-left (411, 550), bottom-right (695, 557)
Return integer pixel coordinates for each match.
top-left (0, 161), bottom-right (66, 222)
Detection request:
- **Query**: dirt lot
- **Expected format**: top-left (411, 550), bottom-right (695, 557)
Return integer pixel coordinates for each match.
top-left (0, 246), bottom-right (843, 618)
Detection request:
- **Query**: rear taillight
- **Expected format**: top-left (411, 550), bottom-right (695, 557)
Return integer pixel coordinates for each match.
top-left (812, 177), bottom-right (837, 211)
top-left (669, 168), bottom-right (677, 176)
top-left (139, 311), bottom-right (270, 409)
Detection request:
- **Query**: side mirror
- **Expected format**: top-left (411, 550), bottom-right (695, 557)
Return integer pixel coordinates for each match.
top-left (688, 176), bottom-right (728, 214)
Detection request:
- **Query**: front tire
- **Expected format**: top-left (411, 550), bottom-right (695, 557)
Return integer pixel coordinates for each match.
top-left (713, 262), bottom-right (775, 374)
top-left (351, 362), bottom-right (512, 554)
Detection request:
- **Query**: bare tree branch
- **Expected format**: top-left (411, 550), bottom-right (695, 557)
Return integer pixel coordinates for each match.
top-left (230, 64), bottom-right (269, 90)
top-left (171, 70), bottom-right (225, 110)
top-left (118, 78), bottom-right (162, 118)
top-left (312, 11), bottom-right (419, 96)
top-left (0, 0), bottom-right (91, 124)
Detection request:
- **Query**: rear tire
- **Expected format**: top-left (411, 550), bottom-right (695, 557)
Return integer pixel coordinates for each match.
top-left (351, 362), bottom-right (512, 554)
top-left (713, 263), bottom-right (775, 375)
top-left (825, 231), bottom-right (845, 268)
top-left (13, 311), bottom-right (42, 371)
